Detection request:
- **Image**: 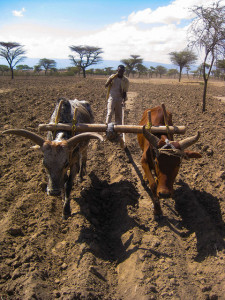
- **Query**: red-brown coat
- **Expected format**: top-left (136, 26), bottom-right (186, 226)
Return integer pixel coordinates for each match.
top-left (137, 106), bottom-right (201, 218)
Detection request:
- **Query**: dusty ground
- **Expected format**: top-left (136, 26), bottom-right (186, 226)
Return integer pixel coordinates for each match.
top-left (0, 75), bottom-right (225, 300)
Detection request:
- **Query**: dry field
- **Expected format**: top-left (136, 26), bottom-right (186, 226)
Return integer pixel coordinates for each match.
top-left (0, 76), bottom-right (225, 300)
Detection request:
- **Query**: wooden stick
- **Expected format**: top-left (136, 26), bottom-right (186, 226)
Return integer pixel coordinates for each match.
top-left (161, 103), bottom-right (172, 140)
top-left (38, 123), bottom-right (186, 134)
top-left (122, 105), bottom-right (126, 146)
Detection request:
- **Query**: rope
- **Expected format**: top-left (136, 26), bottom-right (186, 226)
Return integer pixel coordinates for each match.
top-left (161, 139), bottom-right (176, 150)
top-left (72, 107), bottom-right (77, 136)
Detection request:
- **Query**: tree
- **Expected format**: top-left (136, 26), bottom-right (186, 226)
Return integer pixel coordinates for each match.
top-left (136, 63), bottom-right (148, 77)
top-left (149, 66), bottom-right (156, 78)
top-left (121, 55), bottom-right (143, 77)
top-left (16, 64), bottom-right (33, 71)
top-left (0, 64), bottom-right (9, 75)
top-left (155, 65), bottom-right (167, 78)
top-left (104, 67), bottom-right (114, 75)
top-left (167, 69), bottom-right (179, 78)
top-left (169, 49), bottom-right (197, 82)
top-left (123, 55), bottom-right (143, 77)
top-left (0, 42), bottom-right (26, 79)
top-left (216, 59), bottom-right (225, 80)
top-left (38, 58), bottom-right (56, 75)
top-left (186, 65), bottom-right (191, 78)
top-left (66, 66), bottom-right (81, 76)
top-left (188, 1), bottom-right (225, 111)
top-left (69, 45), bottom-right (103, 78)
top-left (34, 64), bottom-right (42, 74)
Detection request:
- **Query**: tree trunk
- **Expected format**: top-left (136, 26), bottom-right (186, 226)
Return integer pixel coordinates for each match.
top-left (179, 67), bottom-right (182, 82)
top-left (82, 68), bottom-right (86, 78)
top-left (11, 67), bottom-right (14, 79)
top-left (202, 77), bottom-right (208, 112)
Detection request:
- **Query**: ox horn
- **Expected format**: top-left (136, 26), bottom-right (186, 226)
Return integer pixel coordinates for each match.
top-left (2, 129), bottom-right (45, 146)
top-left (179, 131), bottom-right (200, 150)
top-left (67, 132), bottom-right (103, 149)
top-left (143, 127), bottom-right (160, 148)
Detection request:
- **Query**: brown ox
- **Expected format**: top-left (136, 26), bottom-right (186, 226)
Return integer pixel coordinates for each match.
top-left (137, 106), bottom-right (201, 219)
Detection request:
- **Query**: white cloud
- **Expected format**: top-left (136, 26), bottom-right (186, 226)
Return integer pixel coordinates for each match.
top-left (3, 0), bottom-right (224, 64)
top-left (12, 8), bottom-right (26, 17)
top-left (127, 0), bottom-right (218, 25)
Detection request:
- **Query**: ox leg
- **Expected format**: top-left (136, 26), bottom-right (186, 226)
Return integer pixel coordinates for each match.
top-left (63, 162), bottom-right (79, 220)
top-left (78, 147), bottom-right (88, 182)
top-left (141, 154), bottom-right (162, 218)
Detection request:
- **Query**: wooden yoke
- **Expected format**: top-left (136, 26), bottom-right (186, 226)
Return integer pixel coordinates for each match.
top-left (161, 103), bottom-right (172, 140)
top-left (39, 123), bottom-right (186, 135)
top-left (146, 110), bottom-right (152, 131)
top-left (53, 100), bottom-right (63, 139)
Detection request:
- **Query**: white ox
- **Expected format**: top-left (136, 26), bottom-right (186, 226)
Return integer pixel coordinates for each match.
top-left (3, 98), bottom-right (103, 219)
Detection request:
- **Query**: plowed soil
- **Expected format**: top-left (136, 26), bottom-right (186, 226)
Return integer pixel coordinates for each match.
top-left (0, 76), bottom-right (225, 300)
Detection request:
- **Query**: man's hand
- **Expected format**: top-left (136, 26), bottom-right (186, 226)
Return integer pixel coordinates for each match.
top-left (105, 73), bottom-right (118, 88)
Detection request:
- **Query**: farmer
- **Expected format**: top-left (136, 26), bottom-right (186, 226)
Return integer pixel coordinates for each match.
top-left (105, 65), bottom-right (129, 125)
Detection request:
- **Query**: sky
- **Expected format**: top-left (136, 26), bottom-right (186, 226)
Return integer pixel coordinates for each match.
top-left (0, 0), bottom-right (224, 66)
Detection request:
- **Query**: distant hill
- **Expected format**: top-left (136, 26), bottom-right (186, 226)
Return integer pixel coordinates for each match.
top-left (0, 57), bottom-right (180, 71)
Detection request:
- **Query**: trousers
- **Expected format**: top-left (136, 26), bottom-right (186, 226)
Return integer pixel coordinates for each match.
top-left (106, 97), bottom-right (123, 125)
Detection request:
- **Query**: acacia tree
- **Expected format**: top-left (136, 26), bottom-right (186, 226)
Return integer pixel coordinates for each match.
top-left (169, 49), bottom-right (197, 82)
top-left (104, 67), bottom-right (114, 75)
top-left (216, 59), bottom-right (225, 80)
top-left (38, 58), bottom-right (56, 75)
top-left (0, 65), bottom-right (9, 75)
top-left (121, 55), bottom-right (143, 77)
top-left (167, 69), bottom-right (179, 78)
top-left (136, 63), bottom-right (148, 77)
top-left (34, 64), bottom-right (42, 75)
top-left (188, 1), bottom-right (225, 112)
top-left (16, 65), bottom-right (33, 71)
top-left (155, 65), bottom-right (167, 78)
top-left (149, 66), bottom-right (156, 78)
top-left (0, 42), bottom-right (26, 79)
top-left (69, 45), bottom-right (103, 78)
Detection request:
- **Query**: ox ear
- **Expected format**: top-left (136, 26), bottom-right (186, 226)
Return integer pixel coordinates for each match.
top-left (184, 150), bottom-right (202, 159)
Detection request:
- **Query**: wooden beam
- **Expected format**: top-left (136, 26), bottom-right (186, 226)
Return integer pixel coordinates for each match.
top-left (38, 123), bottom-right (186, 134)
